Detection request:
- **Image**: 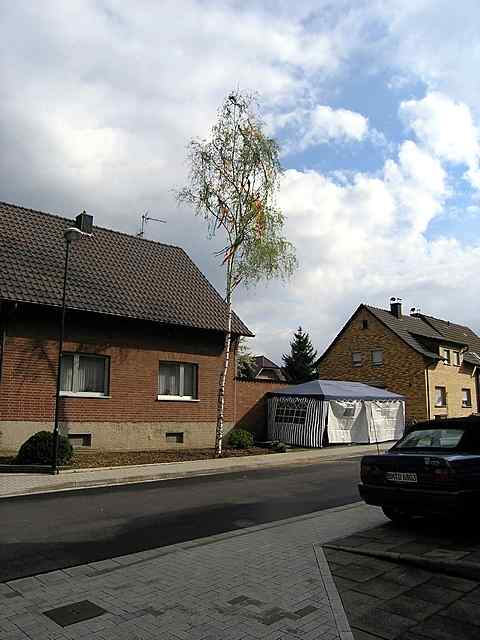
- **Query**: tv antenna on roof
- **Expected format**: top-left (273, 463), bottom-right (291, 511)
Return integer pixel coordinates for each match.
top-left (136, 211), bottom-right (166, 238)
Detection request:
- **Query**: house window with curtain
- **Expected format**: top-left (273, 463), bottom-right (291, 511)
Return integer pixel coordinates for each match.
top-left (60, 353), bottom-right (109, 397)
top-left (158, 362), bottom-right (198, 400)
top-left (435, 386), bottom-right (447, 407)
top-left (462, 388), bottom-right (472, 408)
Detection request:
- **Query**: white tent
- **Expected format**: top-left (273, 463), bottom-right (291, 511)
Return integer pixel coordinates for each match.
top-left (267, 380), bottom-right (405, 447)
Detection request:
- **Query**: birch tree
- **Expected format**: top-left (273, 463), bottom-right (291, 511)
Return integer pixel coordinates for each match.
top-left (176, 90), bottom-right (297, 456)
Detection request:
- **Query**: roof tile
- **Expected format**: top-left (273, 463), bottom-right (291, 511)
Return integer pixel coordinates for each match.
top-left (0, 201), bottom-right (252, 336)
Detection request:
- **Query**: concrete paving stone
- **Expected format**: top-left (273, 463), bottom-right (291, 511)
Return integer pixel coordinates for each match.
top-left (349, 577), bottom-right (411, 600)
top-left (378, 593), bottom-right (443, 622)
top-left (7, 577), bottom-right (45, 593)
top-left (354, 541), bottom-right (398, 554)
top-left (352, 607), bottom-right (415, 640)
top-left (409, 614), bottom-right (480, 640)
top-left (390, 542), bottom-right (442, 555)
top-left (406, 581), bottom-right (463, 605)
top-left (428, 574), bottom-right (478, 593)
top-left (380, 566), bottom-right (432, 588)
top-left (352, 630), bottom-right (380, 640)
top-left (332, 576), bottom-right (361, 592)
top-left (337, 589), bottom-right (378, 617)
top-left (439, 597), bottom-right (480, 626)
top-left (331, 564), bottom-right (388, 583)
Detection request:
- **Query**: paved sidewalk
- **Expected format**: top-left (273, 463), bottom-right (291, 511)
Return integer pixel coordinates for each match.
top-left (0, 444), bottom-right (383, 499)
top-left (0, 503), bottom-right (386, 640)
top-left (323, 520), bottom-right (480, 639)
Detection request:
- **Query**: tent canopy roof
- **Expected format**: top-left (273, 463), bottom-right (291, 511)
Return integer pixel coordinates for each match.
top-left (268, 379), bottom-right (405, 401)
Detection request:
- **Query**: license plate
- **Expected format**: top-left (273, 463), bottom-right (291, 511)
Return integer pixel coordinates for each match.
top-left (385, 472), bottom-right (417, 483)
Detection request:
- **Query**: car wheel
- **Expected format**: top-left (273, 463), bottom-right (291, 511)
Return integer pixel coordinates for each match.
top-left (382, 506), bottom-right (410, 524)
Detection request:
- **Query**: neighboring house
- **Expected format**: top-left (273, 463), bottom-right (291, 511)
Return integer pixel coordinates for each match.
top-left (252, 356), bottom-right (286, 382)
top-left (0, 202), bottom-right (252, 451)
top-left (318, 298), bottom-right (480, 422)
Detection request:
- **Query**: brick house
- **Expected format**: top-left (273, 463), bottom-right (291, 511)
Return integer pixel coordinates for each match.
top-left (252, 356), bottom-right (286, 382)
top-left (318, 298), bottom-right (480, 422)
top-left (0, 202), bottom-right (252, 451)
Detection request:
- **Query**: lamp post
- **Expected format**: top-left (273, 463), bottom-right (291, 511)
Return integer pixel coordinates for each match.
top-left (51, 226), bottom-right (87, 474)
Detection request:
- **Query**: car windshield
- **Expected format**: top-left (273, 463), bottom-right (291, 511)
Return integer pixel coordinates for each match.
top-left (396, 428), bottom-right (465, 450)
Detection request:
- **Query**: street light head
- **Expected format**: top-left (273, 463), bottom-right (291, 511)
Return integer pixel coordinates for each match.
top-left (64, 227), bottom-right (85, 242)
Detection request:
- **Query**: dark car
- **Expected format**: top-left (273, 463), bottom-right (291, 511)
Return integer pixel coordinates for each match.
top-left (359, 416), bottom-right (480, 521)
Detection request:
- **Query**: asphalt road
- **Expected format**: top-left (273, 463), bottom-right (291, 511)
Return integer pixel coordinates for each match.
top-left (1, 457), bottom-right (363, 582)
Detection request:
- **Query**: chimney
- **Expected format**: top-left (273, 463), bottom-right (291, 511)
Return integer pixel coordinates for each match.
top-left (75, 211), bottom-right (93, 234)
top-left (390, 297), bottom-right (402, 319)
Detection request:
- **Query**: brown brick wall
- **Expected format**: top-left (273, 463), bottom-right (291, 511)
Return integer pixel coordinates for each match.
top-left (0, 304), bottom-right (237, 450)
top-left (318, 307), bottom-right (428, 421)
top-left (234, 379), bottom-right (290, 440)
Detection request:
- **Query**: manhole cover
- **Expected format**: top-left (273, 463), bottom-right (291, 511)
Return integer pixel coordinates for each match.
top-left (43, 600), bottom-right (107, 627)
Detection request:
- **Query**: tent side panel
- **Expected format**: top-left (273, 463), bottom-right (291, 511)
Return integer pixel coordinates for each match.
top-left (267, 396), bottom-right (327, 447)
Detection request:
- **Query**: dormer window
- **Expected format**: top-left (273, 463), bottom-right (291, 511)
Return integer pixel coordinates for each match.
top-left (441, 348), bottom-right (451, 365)
top-left (452, 351), bottom-right (461, 366)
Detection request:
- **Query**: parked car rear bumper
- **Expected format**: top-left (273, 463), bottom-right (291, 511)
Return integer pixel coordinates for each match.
top-left (358, 483), bottom-right (478, 515)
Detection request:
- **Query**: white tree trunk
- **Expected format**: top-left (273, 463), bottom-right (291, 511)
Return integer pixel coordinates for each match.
top-left (215, 261), bottom-right (234, 456)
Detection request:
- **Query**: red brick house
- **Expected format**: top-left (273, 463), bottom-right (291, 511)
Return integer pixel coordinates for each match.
top-left (318, 298), bottom-right (480, 422)
top-left (0, 202), bottom-right (252, 451)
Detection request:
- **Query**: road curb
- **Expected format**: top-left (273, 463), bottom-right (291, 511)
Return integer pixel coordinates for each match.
top-left (0, 450), bottom-right (368, 499)
top-left (324, 543), bottom-right (480, 581)
top-left (314, 544), bottom-right (354, 640)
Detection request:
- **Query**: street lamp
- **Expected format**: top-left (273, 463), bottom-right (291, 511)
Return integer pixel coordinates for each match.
top-left (51, 223), bottom-right (90, 474)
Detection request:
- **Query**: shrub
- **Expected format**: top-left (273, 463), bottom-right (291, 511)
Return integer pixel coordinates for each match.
top-left (228, 429), bottom-right (254, 449)
top-left (15, 431), bottom-right (73, 466)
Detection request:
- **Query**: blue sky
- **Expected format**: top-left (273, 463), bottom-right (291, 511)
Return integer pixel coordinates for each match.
top-left (1, 1), bottom-right (480, 362)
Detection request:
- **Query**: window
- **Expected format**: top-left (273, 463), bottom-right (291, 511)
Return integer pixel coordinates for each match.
top-left (165, 432), bottom-right (184, 443)
top-left (352, 352), bottom-right (362, 367)
top-left (435, 386), bottom-right (447, 407)
top-left (60, 353), bottom-right (109, 396)
top-left (343, 406), bottom-right (355, 418)
top-left (441, 348), bottom-right (451, 365)
top-left (362, 319), bottom-right (369, 330)
top-left (396, 428), bottom-right (464, 450)
top-left (462, 388), bottom-right (472, 408)
top-left (158, 362), bottom-right (197, 400)
top-left (274, 401), bottom-right (307, 425)
top-left (372, 350), bottom-right (384, 366)
top-left (435, 415), bottom-right (448, 420)
top-left (452, 351), bottom-right (461, 366)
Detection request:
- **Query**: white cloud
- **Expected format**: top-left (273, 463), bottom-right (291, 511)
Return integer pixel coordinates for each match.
top-left (400, 92), bottom-right (480, 189)
top-left (306, 105), bottom-right (368, 145)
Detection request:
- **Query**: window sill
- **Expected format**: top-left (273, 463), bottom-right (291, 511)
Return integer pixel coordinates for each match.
top-left (60, 392), bottom-right (111, 399)
top-left (434, 405), bottom-right (447, 409)
top-left (157, 396), bottom-right (200, 402)
top-left (372, 364), bottom-right (384, 367)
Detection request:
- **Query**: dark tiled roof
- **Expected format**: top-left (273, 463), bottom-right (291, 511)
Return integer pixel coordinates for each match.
top-left (417, 314), bottom-right (480, 366)
top-left (365, 306), bottom-right (441, 359)
top-left (253, 355), bottom-right (286, 381)
top-left (254, 355), bottom-right (280, 370)
top-left (0, 201), bottom-right (252, 336)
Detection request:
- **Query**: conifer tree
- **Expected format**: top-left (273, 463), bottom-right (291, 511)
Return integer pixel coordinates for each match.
top-left (282, 327), bottom-right (319, 384)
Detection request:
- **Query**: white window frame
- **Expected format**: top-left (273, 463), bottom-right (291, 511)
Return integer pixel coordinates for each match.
top-left (352, 352), bottom-right (362, 367)
top-left (60, 353), bottom-right (110, 398)
top-left (452, 351), bottom-right (461, 366)
top-left (441, 348), bottom-right (451, 365)
top-left (158, 362), bottom-right (199, 401)
top-left (371, 350), bottom-right (384, 367)
top-left (462, 388), bottom-right (472, 408)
